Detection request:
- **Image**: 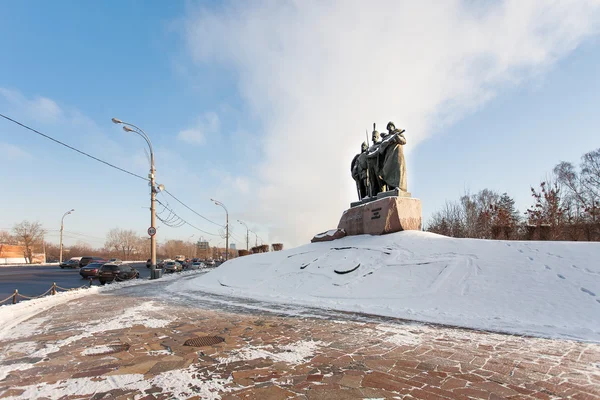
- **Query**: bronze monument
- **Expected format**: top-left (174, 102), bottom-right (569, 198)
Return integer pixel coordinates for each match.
top-left (356, 121), bottom-right (409, 201)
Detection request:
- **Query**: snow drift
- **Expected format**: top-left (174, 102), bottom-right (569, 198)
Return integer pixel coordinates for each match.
top-left (174, 231), bottom-right (600, 342)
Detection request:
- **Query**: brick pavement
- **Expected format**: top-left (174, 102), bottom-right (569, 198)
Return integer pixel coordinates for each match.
top-left (0, 293), bottom-right (599, 399)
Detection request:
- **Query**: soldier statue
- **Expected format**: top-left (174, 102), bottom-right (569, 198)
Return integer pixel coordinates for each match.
top-left (373, 122), bottom-right (407, 192)
top-left (351, 142), bottom-right (369, 199)
top-left (366, 125), bottom-right (386, 196)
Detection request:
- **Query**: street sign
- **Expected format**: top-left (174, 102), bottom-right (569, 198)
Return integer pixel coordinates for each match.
top-left (148, 227), bottom-right (157, 236)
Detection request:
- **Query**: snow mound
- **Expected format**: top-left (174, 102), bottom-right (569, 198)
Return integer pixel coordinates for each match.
top-left (175, 231), bottom-right (600, 342)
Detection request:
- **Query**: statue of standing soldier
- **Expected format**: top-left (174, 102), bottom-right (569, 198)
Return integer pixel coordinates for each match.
top-left (366, 125), bottom-right (385, 197)
top-left (379, 122), bottom-right (407, 192)
top-left (350, 142), bottom-right (369, 199)
top-left (352, 121), bottom-right (408, 200)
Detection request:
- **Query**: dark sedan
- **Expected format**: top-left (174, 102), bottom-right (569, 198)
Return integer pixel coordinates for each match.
top-left (98, 264), bottom-right (139, 285)
top-left (60, 259), bottom-right (80, 269)
top-left (146, 259), bottom-right (164, 268)
top-left (79, 262), bottom-right (106, 279)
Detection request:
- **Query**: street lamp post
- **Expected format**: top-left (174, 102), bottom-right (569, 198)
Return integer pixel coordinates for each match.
top-left (237, 220), bottom-right (249, 251)
top-left (188, 234), bottom-right (195, 257)
top-left (210, 199), bottom-right (229, 261)
top-left (250, 230), bottom-right (258, 247)
top-left (59, 209), bottom-right (75, 264)
top-left (112, 118), bottom-right (162, 279)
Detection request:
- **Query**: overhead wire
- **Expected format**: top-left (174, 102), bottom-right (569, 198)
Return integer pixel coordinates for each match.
top-left (156, 198), bottom-right (219, 236)
top-left (0, 113), bottom-right (230, 238)
top-left (0, 113), bottom-right (149, 182)
top-left (163, 190), bottom-right (224, 228)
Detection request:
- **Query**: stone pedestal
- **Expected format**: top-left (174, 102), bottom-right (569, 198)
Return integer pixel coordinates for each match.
top-left (338, 196), bottom-right (422, 236)
top-left (350, 188), bottom-right (412, 208)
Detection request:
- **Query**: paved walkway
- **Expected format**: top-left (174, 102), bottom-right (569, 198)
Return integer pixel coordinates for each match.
top-left (1, 293), bottom-right (599, 399)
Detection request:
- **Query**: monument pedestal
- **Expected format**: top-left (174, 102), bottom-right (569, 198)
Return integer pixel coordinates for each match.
top-left (338, 196), bottom-right (422, 236)
top-left (350, 188), bottom-right (412, 208)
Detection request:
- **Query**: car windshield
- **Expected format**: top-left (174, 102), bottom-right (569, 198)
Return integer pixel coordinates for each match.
top-left (101, 265), bottom-right (119, 271)
top-left (86, 263), bottom-right (102, 268)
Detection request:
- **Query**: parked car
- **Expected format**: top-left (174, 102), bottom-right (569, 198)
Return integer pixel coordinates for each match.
top-left (146, 259), bottom-right (164, 268)
top-left (164, 261), bottom-right (182, 273)
top-left (79, 256), bottom-right (106, 268)
top-left (107, 258), bottom-right (122, 264)
top-left (188, 262), bottom-right (205, 270)
top-left (60, 259), bottom-right (81, 269)
top-left (79, 261), bottom-right (107, 278)
top-left (206, 259), bottom-right (216, 266)
top-left (98, 264), bottom-right (139, 284)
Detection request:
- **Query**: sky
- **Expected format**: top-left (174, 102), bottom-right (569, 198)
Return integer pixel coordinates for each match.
top-left (1, 0), bottom-right (600, 249)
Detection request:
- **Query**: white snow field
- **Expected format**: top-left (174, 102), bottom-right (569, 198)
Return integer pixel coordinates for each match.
top-left (172, 231), bottom-right (600, 342)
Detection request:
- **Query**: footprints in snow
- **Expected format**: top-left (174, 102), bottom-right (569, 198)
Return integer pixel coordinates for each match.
top-left (535, 257), bottom-right (599, 304)
top-left (580, 287), bottom-right (596, 297)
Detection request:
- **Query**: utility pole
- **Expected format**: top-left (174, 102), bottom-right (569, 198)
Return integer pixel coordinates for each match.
top-left (112, 118), bottom-right (162, 278)
top-left (211, 199), bottom-right (229, 261)
top-left (237, 220), bottom-right (249, 251)
top-left (59, 209), bottom-right (74, 264)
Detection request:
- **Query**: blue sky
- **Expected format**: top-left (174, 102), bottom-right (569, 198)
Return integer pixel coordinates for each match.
top-left (1, 1), bottom-right (600, 248)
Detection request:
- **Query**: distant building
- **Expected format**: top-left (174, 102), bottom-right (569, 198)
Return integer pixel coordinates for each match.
top-left (196, 241), bottom-right (211, 260)
top-left (0, 244), bottom-right (45, 264)
top-left (229, 243), bottom-right (236, 250)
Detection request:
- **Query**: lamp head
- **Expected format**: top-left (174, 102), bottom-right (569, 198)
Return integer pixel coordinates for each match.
top-left (111, 117), bottom-right (122, 124)
top-left (123, 126), bottom-right (135, 132)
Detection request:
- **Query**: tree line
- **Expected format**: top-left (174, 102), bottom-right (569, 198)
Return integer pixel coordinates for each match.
top-left (1, 224), bottom-right (284, 263)
top-left (426, 147), bottom-right (600, 241)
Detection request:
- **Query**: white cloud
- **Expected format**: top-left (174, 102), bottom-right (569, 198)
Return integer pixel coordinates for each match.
top-left (29, 97), bottom-right (62, 122)
top-left (0, 88), bottom-right (62, 122)
top-left (0, 142), bottom-right (32, 161)
top-left (177, 111), bottom-right (220, 145)
top-left (183, 0), bottom-right (600, 246)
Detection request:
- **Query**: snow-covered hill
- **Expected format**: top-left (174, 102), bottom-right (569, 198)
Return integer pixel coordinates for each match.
top-left (175, 231), bottom-right (600, 342)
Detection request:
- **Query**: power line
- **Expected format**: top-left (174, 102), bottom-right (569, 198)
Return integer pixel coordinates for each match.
top-left (0, 113), bottom-right (149, 181)
top-left (156, 198), bottom-right (219, 237)
top-left (0, 113), bottom-right (229, 239)
top-left (163, 190), bottom-right (224, 228)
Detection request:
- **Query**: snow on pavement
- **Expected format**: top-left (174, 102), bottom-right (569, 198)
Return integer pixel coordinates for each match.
top-left (168, 231), bottom-right (600, 342)
top-left (0, 269), bottom-right (204, 341)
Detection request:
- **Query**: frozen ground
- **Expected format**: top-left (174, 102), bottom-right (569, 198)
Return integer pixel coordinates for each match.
top-left (168, 231), bottom-right (600, 342)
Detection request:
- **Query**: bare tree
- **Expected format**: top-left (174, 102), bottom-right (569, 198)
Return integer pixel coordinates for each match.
top-left (105, 228), bottom-right (139, 260)
top-left (526, 179), bottom-right (567, 240)
top-left (161, 240), bottom-right (188, 259)
top-left (0, 231), bottom-right (17, 245)
top-left (427, 189), bottom-right (507, 239)
top-left (554, 149), bottom-right (600, 239)
top-left (12, 221), bottom-right (46, 264)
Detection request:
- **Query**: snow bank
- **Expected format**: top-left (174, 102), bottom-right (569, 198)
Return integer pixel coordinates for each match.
top-left (0, 287), bottom-right (102, 340)
top-left (0, 270), bottom-right (204, 340)
top-left (171, 231), bottom-right (600, 342)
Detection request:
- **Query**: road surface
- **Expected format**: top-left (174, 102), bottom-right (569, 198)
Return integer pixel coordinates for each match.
top-left (0, 262), bottom-right (149, 301)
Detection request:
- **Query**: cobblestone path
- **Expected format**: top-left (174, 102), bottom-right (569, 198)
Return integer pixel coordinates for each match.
top-left (1, 293), bottom-right (599, 399)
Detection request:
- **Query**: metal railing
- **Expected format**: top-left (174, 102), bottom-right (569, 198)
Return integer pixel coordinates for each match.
top-left (0, 280), bottom-right (94, 305)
